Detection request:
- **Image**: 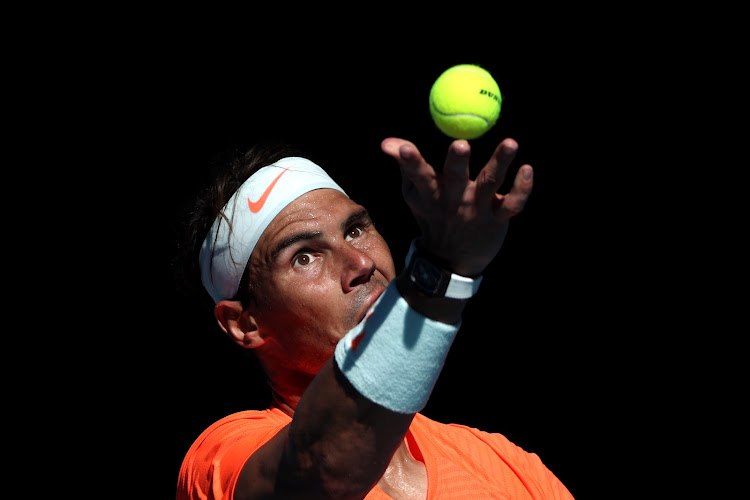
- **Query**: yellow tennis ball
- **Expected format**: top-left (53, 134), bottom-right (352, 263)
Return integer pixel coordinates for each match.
top-left (429, 64), bottom-right (502, 140)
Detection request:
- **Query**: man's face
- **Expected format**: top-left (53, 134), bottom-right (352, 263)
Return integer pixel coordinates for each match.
top-left (247, 189), bottom-right (396, 374)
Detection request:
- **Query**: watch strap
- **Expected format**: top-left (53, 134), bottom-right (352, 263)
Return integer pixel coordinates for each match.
top-left (404, 240), bottom-right (482, 299)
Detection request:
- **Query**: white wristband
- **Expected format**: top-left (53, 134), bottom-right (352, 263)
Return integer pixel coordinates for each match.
top-left (334, 282), bottom-right (459, 414)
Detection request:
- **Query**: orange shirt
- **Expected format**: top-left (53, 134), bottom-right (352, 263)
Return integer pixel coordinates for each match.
top-left (177, 408), bottom-right (574, 499)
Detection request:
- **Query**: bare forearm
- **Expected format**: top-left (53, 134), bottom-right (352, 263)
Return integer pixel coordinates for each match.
top-left (236, 272), bottom-right (468, 499)
top-left (236, 360), bottom-right (413, 500)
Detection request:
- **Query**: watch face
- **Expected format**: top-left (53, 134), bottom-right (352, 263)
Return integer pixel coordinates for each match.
top-left (415, 259), bottom-right (439, 289)
top-left (412, 256), bottom-right (446, 295)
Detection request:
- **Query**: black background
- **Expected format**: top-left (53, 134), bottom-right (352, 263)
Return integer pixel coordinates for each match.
top-left (17, 6), bottom-right (734, 498)
top-left (99, 18), bottom-right (672, 500)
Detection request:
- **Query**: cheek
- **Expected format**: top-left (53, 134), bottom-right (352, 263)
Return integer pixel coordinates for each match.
top-left (364, 235), bottom-right (396, 280)
top-left (255, 298), bottom-right (311, 342)
top-left (256, 287), bottom-right (347, 356)
top-left (381, 248), bottom-right (397, 280)
top-left (257, 280), bottom-right (341, 327)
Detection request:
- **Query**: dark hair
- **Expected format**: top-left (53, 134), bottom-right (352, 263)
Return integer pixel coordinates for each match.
top-left (172, 140), bottom-right (309, 309)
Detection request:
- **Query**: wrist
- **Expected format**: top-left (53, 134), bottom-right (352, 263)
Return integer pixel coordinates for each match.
top-left (395, 274), bottom-right (465, 325)
top-left (396, 239), bottom-right (483, 324)
top-left (404, 239), bottom-right (483, 299)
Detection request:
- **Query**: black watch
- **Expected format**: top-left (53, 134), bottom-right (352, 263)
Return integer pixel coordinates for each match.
top-left (404, 240), bottom-right (482, 299)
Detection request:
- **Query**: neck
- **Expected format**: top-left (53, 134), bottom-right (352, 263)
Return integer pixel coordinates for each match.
top-left (378, 438), bottom-right (427, 500)
top-left (270, 386), bottom-right (301, 417)
top-left (262, 359), bottom-right (317, 417)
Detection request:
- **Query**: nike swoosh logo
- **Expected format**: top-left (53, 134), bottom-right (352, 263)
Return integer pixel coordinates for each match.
top-left (247, 168), bottom-right (288, 213)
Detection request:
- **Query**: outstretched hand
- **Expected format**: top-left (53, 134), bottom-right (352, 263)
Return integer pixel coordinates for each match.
top-left (381, 137), bottom-right (533, 278)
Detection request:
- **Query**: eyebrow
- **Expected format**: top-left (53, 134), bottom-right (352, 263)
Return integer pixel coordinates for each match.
top-left (270, 208), bottom-right (371, 261)
top-left (343, 208), bottom-right (371, 233)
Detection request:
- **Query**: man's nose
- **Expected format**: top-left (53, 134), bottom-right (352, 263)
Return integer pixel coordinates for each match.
top-left (339, 244), bottom-right (376, 292)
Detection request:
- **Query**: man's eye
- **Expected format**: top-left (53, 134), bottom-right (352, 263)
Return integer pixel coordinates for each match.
top-left (293, 252), bottom-right (314, 267)
top-left (345, 226), bottom-right (363, 241)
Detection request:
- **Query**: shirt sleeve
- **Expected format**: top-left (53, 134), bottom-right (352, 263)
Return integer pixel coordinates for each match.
top-left (176, 410), bottom-right (290, 500)
top-left (461, 424), bottom-right (575, 500)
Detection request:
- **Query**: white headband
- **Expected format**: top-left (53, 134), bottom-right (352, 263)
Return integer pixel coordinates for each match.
top-left (199, 157), bottom-right (347, 303)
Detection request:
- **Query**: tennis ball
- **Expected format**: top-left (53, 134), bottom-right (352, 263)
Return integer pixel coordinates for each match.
top-left (429, 64), bottom-right (502, 140)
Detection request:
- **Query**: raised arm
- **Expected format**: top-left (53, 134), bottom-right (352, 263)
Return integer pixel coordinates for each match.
top-left (233, 137), bottom-right (533, 500)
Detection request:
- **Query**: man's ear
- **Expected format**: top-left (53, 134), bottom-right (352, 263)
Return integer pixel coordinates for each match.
top-left (214, 300), bottom-right (266, 349)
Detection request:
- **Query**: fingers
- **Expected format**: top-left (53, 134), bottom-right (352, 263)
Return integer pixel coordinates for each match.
top-left (382, 138), bottom-right (471, 209)
top-left (442, 140), bottom-right (471, 209)
top-left (474, 138), bottom-right (519, 204)
top-left (381, 138), bottom-right (439, 203)
top-left (497, 164), bottom-right (533, 218)
top-left (470, 137), bottom-right (534, 220)
top-left (380, 137), bottom-right (412, 158)
top-left (382, 136), bottom-right (533, 221)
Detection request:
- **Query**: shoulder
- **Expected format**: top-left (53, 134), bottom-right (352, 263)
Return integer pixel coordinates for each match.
top-left (412, 412), bottom-right (522, 455)
top-left (185, 408), bottom-right (291, 457)
top-left (177, 409), bottom-right (291, 499)
top-left (411, 413), bottom-right (574, 499)
top-left (410, 415), bottom-right (548, 476)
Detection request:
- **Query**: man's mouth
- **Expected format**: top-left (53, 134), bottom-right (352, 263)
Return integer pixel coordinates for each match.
top-left (357, 286), bottom-right (386, 324)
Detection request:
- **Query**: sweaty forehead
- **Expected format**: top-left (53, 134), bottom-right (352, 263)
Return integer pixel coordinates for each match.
top-left (275, 188), bottom-right (354, 225)
top-left (254, 189), bottom-right (359, 253)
